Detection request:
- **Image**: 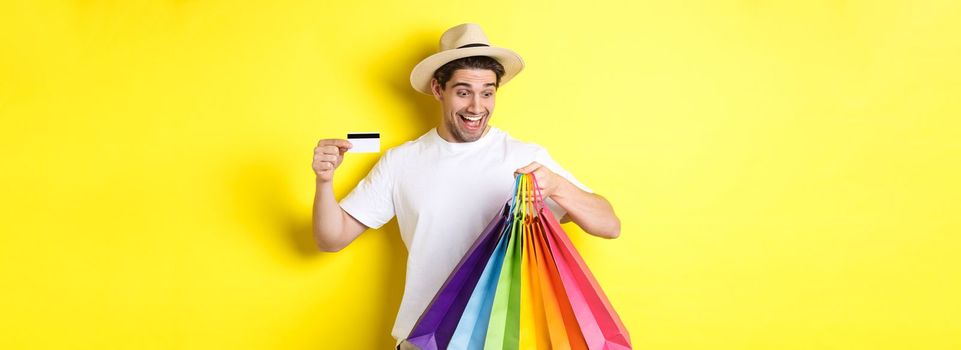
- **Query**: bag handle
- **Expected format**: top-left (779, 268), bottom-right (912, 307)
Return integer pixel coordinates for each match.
top-left (508, 173), bottom-right (522, 218)
top-left (511, 173), bottom-right (547, 219)
top-left (529, 172), bottom-right (547, 214)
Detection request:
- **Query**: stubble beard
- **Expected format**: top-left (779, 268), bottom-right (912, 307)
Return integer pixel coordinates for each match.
top-left (446, 117), bottom-right (485, 143)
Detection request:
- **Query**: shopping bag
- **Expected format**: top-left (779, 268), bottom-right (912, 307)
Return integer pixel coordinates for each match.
top-left (531, 175), bottom-right (632, 349)
top-left (406, 173), bottom-right (631, 350)
top-left (406, 204), bottom-right (510, 350)
top-left (530, 218), bottom-right (589, 350)
top-left (482, 217), bottom-right (522, 350)
top-left (447, 223), bottom-right (511, 349)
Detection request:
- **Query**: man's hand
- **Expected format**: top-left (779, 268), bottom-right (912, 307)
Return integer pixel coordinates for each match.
top-left (313, 139), bottom-right (352, 183)
top-left (516, 161), bottom-right (621, 238)
top-left (515, 162), bottom-right (566, 199)
top-left (311, 139), bottom-right (367, 252)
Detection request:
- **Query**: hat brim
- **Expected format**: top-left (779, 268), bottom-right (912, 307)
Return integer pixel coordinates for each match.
top-left (410, 46), bottom-right (524, 95)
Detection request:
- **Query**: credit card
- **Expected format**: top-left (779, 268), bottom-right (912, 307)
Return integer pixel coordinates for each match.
top-left (347, 132), bottom-right (380, 153)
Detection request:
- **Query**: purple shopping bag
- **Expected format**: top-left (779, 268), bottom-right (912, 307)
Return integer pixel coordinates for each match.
top-left (405, 205), bottom-right (510, 350)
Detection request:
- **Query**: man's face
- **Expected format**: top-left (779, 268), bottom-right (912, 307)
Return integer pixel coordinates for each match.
top-left (431, 68), bottom-right (497, 143)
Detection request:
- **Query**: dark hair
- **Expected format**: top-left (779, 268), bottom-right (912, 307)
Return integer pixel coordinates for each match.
top-left (432, 56), bottom-right (505, 91)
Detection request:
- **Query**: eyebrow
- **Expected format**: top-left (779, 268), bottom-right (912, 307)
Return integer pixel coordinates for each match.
top-left (451, 82), bottom-right (497, 89)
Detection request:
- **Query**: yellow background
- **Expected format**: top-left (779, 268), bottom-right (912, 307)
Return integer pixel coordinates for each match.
top-left (2, 0), bottom-right (959, 349)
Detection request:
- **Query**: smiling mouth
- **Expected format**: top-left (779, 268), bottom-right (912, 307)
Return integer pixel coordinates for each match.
top-left (459, 113), bottom-right (485, 129)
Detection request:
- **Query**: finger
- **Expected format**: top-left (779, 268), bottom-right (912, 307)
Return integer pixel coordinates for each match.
top-left (531, 176), bottom-right (547, 190)
top-left (314, 154), bottom-right (338, 163)
top-left (318, 139), bottom-right (354, 149)
top-left (320, 145), bottom-right (343, 155)
top-left (515, 162), bottom-right (541, 174)
top-left (316, 161), bottom-right (334, 171)
top-left (533, 167), bottom-right (551, 178)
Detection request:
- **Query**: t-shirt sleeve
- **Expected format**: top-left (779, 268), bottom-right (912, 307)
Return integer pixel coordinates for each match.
top-left (532, 147), bottom-right (593, 219)
top-left (339, 151), bottom-right (396, 229)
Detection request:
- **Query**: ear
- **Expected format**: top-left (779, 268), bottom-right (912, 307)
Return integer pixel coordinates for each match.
top-left (430, 78), bottom-right (444, 101)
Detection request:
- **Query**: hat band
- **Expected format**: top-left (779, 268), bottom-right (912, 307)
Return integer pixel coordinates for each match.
top-left (457, 43), bottom-right (490, 49)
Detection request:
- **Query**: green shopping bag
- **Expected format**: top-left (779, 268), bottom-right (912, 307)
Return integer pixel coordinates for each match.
top-left (483, 216), bottom-right (523, 350)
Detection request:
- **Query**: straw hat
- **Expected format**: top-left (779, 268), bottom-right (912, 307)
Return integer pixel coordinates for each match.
top-left (410, 23), bottom-right (525, 95)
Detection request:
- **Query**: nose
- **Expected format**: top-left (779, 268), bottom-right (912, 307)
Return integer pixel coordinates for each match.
top-left (467, 95), bottom-right (483, 114)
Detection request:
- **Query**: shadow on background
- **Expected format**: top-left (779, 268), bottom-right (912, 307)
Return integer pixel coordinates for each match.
top-left (219, 144), bottom-right (313, 257)
top-left (225, 153), bottom-right (328, 259)
top-left (223, 27), bottom-right (442, 347)
top-left (226, 150), bottom-right (407, 347)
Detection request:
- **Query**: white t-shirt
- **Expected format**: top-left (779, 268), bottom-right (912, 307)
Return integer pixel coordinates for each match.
top-left (339, 126), bottom-right (591, 344)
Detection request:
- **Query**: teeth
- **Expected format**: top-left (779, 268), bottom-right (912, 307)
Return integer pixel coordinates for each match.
top-left (460, 114), bottom-right (482, 121)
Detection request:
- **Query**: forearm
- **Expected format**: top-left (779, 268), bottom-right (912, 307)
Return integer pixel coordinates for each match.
top-left (549, 180), bottom-right (621, 238)
top-left (312, 179), bottom-right (348, 251)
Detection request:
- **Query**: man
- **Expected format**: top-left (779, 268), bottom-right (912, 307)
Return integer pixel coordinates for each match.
top-left (311, 23), bottom-right (620, 348)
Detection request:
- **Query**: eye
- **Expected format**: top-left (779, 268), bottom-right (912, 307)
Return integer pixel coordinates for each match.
top-left (457, 90), bottom-right (470, 97)
top-left (483, 91), bottom-right (494, 98)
